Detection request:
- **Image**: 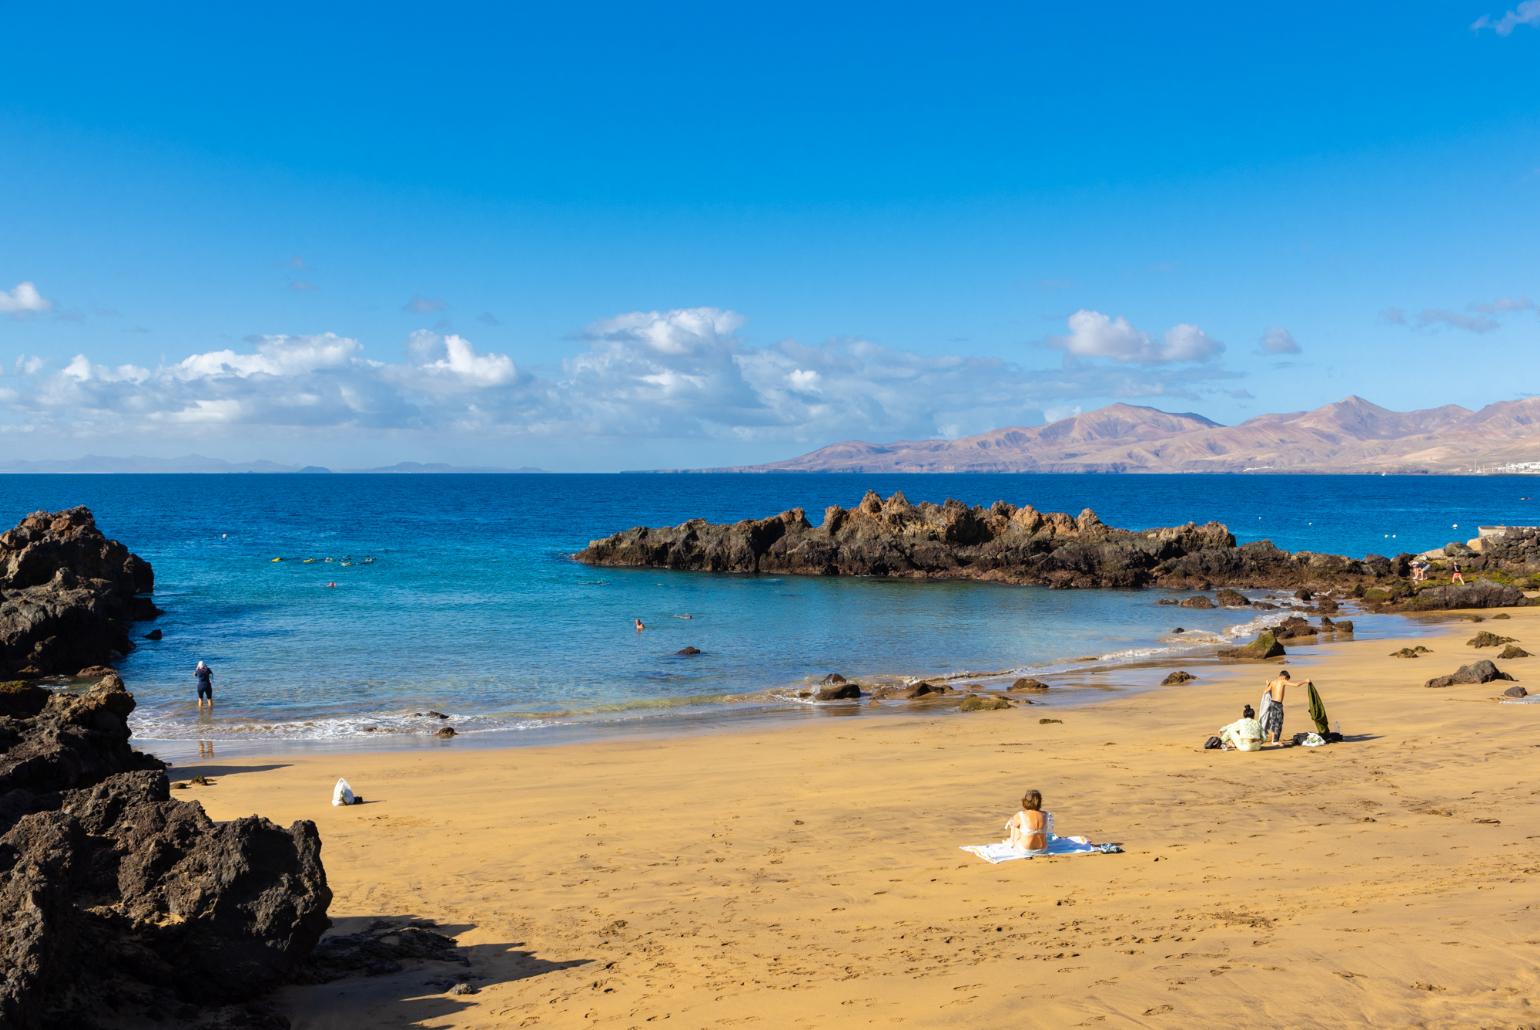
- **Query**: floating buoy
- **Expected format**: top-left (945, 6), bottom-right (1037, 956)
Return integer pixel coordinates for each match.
top-left (271, 557), bottom-right (283, 563)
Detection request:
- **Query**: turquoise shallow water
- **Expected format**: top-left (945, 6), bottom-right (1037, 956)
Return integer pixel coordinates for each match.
top-left (1, 473), bottom-right (1531, 752)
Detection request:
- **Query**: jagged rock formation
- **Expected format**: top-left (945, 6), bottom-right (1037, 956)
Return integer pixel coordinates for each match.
top-left (576, 492), bottom-right (1392, 591)
top-left (1, 507), bottom-right (158, 678)
top-left (1, 671), bottom-right (332, 1028)
top-left (0, 509), bottom-right (333, 1029)
top-left (577, 493), bottom-right (1540, 613)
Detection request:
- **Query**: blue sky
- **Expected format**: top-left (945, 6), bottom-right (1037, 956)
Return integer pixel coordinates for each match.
top-left (1, 2), bottom-right (1538, 469)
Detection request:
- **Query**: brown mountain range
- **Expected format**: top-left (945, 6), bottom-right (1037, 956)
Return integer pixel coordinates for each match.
top-left (726, 396), bottom-right (1540, 473)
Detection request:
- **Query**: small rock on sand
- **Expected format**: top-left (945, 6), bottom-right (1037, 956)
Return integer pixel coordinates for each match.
top-left (1161, 671), bottom-right (1196, 685)
top-left (1467, 632), bottom-right (1517, 648)
top-left (1502, 685), bottom-right (1527, 698)
top-left (1497, 644), bottom-right (1531, 659)
top-left (1007, 677), bottom-right (1050, 693)
top-left (1424, 660), bottom-right (1514, 689)
top-left (959, 694), bottom-right (1012, 712)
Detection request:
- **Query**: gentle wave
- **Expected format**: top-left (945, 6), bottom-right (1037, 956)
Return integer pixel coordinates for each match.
top-left (129, 592), bottom-right (1352, 743)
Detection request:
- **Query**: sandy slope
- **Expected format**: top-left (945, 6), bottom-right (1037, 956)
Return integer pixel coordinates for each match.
top-left (189, 610), bottom-right (1540, 1028)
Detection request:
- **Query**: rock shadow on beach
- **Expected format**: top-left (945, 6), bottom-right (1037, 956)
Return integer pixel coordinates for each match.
top-left (281, 916), bottom-right (591, 1027)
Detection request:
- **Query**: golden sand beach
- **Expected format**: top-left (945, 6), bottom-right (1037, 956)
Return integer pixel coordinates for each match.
top-left (188, 609), bottom-right (1540, 1028)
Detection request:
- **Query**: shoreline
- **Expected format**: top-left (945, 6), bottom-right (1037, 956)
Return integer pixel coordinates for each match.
top-left (186, 604), bottom-right (1540, 1026)
top-left (136, 599), bottom-right (1419, 765)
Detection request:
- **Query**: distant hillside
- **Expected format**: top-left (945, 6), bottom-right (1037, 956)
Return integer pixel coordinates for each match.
top-left (725, 397), bottom-right (1540, 474)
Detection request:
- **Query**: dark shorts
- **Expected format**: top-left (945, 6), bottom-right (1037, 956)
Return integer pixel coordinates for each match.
top-left (197, 684), bottom-right (213, 700)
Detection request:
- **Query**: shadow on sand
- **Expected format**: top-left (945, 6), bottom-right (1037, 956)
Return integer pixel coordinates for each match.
top-left (165, 762), bottom-right (293, 779)
top-left (280, 915), bottom-right (589, 1028)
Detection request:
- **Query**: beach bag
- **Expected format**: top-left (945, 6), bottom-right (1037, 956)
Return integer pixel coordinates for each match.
top-left (1203, 735), bottom-right (1222, 750)
top-left (331, 777), bottom-right (356, 806)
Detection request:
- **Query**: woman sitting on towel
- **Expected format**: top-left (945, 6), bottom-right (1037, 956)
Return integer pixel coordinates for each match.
top-left (1005, 790), bottom-right (1054, 855)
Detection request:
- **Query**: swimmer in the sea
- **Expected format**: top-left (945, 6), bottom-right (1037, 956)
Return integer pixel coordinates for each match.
top-left (326, 581), bottom-right (337, 589)
top-left (635, 618), bottom-right (645, 631)
top-left (674, 613), bottom-right (694, 620)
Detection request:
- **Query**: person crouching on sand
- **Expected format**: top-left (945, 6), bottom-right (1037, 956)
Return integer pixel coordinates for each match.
top-left (1219, 705), bottom-right (1265, 751)
top-left (195, 660), bottom-right (214, 710)
top-left (1005, 789), bottom-right (1053, 855)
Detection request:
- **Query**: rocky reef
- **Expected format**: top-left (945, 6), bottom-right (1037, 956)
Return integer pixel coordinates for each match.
top-left (1, 507), bottom-right (158, 678)
top-left (0, 510), bottom-right (333, 1029)
top-left (576, 492), bottom-right (1535, 603)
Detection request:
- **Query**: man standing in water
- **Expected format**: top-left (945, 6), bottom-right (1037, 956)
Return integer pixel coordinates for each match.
top-left (195, 660), bottom-right (214, 709)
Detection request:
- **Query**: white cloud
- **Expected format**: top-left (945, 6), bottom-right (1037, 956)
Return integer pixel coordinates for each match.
top-left (1473, 1), bottom-right (1540, 33)
top-left (1412, 309), bottom-right (1500, 333)
top-left (0, 309), bottom-right (1241, 450)
top-left (403, 295), bottom-right (447, 314)
top-left (0, 281), bottom-right (51, 316)
top-left (1258, 327), bottom-right (1302, 355)
top-left (1050, 309), bottom-right (1225, 364)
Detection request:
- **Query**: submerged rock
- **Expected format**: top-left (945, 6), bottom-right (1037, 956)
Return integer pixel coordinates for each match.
top-left (903, 681), bottom-right (952, 699)
top-left (1161, 671), bottom-right (1197, 685)
top-left (1215, 588), bottom-right (1250, 607)
top-left (1424, 660), bottom-right (1514, 689)
top-left (676, 646), bottom-right (702, 656)
top-left (801, 681), bottom-right (862, 701)
top-left (1178, 595), bottom-right (1215, 608)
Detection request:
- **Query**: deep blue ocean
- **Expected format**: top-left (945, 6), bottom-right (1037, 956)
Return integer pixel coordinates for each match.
top-left (3, 473), bottom-right (1533, 754)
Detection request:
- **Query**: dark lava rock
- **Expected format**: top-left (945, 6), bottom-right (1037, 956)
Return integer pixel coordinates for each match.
top-left (1502, 685), bottom-right (1528, 698)
top-left (1392, 583), bottom-right (1529, 612)
top-left (0, 672), bottom-right (331, 1029)
top-left (802, 681), bottom-right (862, 701)
top-left (1390, 646), bottom-right (1432, 658)
top-left (1161, 671), bottom-right (1197, 685)
top-left (1272, 616), bottom-right (1318, 640)
top-left (1498, 645), bottom-right (1532, 659)
top-left (676, 646), bottom-right (702, 656)
top-left (1172, 627), bottom-right (1185, 634)
top-left (1178, 595), bottom-right (1215, 609)
top-left (435, 726), bottom-right (457, 738)
top-left (573, 493), bottom-right (1398, 592)
top-left (1218, 631), bottom-right (1286, 661)
top-left (297, 918), bottom-right (467, 984)
top-left (144, 627), bottom-right (163, 640)
top-left (903, 681), bottom-right (952, 699)
top-left (1492, 613), bottom-right (1512, 620)
top-left (1007, 677), bottom-right (1050, 693)
top-left (1468, 631), bottom-right (1518, 648)
top-left (821, 673), bottom-right (847, 685)
top-left (1424, 660), bottom-right (1514, 689)
top-left (1, 507), bottom-right (157, 678)
top-left (1312, 595), bottom-right (1341, 614)
top-left (959, 694), bottom-right (1012, 712)
top-left (1215, 588), bottom-right (1250, 607)
top-left (416, 710), bottom-right (449, 719)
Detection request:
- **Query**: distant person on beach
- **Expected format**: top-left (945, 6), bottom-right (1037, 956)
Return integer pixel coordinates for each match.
top-left (634, 618), bottom-right (645, 631)
top-left (1410, 560), bottom-right (1427, 583)
top-left (1005, 789), bottom-right (1053, 855)
top-left (195, 660), bottom-right (214, 709)
top-left (1218, 705), bottom-right (1265, 751)
top-left (1260, 671), bottom-right (1292, 744)
top-left (1450, 562), bottom-right (1465, 585)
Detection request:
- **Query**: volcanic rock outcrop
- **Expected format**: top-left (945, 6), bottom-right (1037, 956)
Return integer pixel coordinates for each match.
top-left (0, 509), bottom-right (333, 1029)
top-left (1, 507), bottom-right (158, 678)
top-left (576, 492), bottom-right (1384, 591)
top-left (577, 494), bottom-right (1540, 612)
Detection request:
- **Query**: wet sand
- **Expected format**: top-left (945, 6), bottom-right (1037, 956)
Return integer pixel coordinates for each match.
top-left (188, 607), bottom-right (1540, 1027)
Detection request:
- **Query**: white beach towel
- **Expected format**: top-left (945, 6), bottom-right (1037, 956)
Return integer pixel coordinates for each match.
top-left (961, 835), bottom-right (1109, 864)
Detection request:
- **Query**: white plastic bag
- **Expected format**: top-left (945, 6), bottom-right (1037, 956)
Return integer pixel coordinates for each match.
top-left (331, 777), bottom-right (356, 806)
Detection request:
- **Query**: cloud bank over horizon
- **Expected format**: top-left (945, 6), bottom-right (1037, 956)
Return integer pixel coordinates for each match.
top-left (0, 306), bottom-right (1248, 465)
